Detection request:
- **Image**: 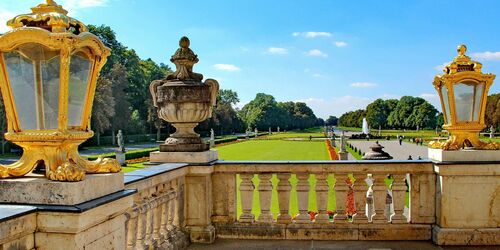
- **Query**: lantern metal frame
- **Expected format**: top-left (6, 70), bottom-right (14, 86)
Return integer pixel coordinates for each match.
top-left (429, 45), bottom-right (498, 150)
top-left (0, 1), bottom-right (120, 181)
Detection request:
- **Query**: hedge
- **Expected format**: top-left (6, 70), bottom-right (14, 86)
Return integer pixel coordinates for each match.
top-left (87, 147), bottom-right (159, 161)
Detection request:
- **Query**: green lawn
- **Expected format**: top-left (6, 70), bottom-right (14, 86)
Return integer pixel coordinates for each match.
top-left (216, 140), bottom-right (330, 161)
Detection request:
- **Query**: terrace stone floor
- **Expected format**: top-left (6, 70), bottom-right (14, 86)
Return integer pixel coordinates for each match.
top-left (188, 239), bottom-right (498, 250)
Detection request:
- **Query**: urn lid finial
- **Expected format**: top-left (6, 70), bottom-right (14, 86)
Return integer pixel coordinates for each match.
top-left (166, 36), bottom-right (204, 82)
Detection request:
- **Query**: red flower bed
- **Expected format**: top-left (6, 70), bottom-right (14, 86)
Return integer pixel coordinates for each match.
top-left (325, 140), bottom-right (339, 160)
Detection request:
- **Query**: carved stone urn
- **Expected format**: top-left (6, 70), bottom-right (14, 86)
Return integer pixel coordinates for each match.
top-left (150, 37), bottom-right (219, 152)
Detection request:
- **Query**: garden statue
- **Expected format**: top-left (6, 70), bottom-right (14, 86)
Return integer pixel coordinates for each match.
top-left (116, 130), bottom-right (126, 166)
top-left (150, 37), bottom-right (219, 152)
top-left (269, 127), bottom-right (271, 135)
top-left (210, 129), bottom-right (215, 148)
top-left (490, 126), bottom-right (494, 139)
top-left (255, 128), bottom-right (258, 138)
top-left (117, 130), bottom-right (125, 153)
top-left (277, 126), bottom-right (280, 133)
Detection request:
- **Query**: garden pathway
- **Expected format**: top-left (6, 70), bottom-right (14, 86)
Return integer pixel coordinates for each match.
top-left (348, 140), bottom-right (428, 160)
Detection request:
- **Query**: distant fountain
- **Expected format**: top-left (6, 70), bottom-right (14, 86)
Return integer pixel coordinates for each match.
top-left (362, 118), bottom-right (370, 135)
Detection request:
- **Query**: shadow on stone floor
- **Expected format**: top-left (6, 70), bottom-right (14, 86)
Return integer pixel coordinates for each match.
top-left (187, 239), bottom-right (499, 250)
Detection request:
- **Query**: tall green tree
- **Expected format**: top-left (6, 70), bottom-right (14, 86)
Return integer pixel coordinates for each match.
top-left (91, 77), bottom-right (115, 145)
top-left (366, 99), bottom-right (388, 132)
top-left (485, 93), bottom-right (500, 131)
top-left (325, 116), bottom-right (338, 126)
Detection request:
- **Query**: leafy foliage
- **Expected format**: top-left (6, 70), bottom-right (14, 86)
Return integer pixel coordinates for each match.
top-left (339, 96), bottom-right (438, 129)
top-left (485, 93), bottom-right (500, 131)
top-left (239, 93), bottom-right (317, 131)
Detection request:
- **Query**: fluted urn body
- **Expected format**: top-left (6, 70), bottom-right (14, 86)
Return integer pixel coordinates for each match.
top-left (150, 37), bottom-right (218, 152)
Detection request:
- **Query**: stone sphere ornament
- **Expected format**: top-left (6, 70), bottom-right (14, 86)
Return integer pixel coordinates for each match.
top-left (150, 37), bottom-right (219, 152)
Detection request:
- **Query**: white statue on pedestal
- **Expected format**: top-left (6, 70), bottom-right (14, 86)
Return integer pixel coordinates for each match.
top-left (210, 129), bottom-right (215, 148)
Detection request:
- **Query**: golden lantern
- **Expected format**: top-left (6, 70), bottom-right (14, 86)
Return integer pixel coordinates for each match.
top-left (429, 45), bottom-right (499, 150)
top-left (0, 0), bottom-right (120, 181)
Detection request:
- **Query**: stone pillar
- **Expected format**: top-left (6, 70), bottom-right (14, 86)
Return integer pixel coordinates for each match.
top-left (430, 149), bottom-right (500, 246)
top-left (371, 173), bottom-right (389, 223)
top-left (390, 174), bottom-right (406, 223)
top-left (239, 173), bottom-right (255, 223)
top-left (258, 174), bottom-right (274, 222)
top-left (352, 173), bottom-right (369, 223)
top-left (295, 173), bottom-right (310, 223)
top-left (276, 173), bottom-right (291, 223)
top-left (185, 166), bottom-right (215, 243)
top-left (315, 173), bottom-right (330, 223)
top-left (333, 173), bottom-right (348, 223)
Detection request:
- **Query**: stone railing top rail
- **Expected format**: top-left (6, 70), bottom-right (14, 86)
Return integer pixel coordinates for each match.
top-left (124, 163), bottom-right (188, 185)
top-left (0, 205), bottom-right (36, 223)
top-left (213, 160), bottom-right (434, 174)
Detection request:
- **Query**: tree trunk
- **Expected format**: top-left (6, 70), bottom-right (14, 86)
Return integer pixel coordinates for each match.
top-left (97, 131), bottom-right (101, 146)
top-left (156, 127), bottom-right (161, 142)
top-left (378, 125), bottom-right (381, 136)
top-left (111, 130), bottom-right (115, 146)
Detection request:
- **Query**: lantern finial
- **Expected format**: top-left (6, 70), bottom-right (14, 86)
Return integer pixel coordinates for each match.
top-left (6, 0), bottom-right (87, 34)
top-left (46, 0), bottom-right (58, 6)
top-left (457, 44), bottom-right (467, 56)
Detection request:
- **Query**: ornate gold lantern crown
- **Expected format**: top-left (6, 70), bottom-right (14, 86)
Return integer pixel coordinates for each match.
top-left (440, 45), bottom-right (483, 75)
top-left (7, 0), bottom-right (87, 34)
top-left (0, 0), bottom-right (119, 182)
top-left (430, 45), bottom-right (498, 150)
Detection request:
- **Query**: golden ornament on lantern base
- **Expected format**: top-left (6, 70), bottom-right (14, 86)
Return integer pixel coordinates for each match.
top-left (0, 1), bottom-right (120, 182)
top-left (429, 45), bottom-right (499, 151)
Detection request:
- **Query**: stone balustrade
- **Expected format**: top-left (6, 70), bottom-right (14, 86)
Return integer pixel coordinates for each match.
top-left (0, 159), bottom-right (498, 248)
top-left (212, 161), bottom-right (436, 240)
top-left (124, 164), bottom-right (190, 250)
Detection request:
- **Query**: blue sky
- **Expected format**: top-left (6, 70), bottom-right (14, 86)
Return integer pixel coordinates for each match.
top-left (1, 0), bottom-right (499, 118)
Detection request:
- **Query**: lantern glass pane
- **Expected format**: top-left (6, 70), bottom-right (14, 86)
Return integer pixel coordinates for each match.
top-left (68, 52), bottom-right (92, 127)
top-left (441, 86), bottom-right (451, 124)
top-left (472, 83), bottom-right (483, 121)
top-left (454, 81), bottom-right (475, 122)
top-left (3, 43), bottom-right (60, 130)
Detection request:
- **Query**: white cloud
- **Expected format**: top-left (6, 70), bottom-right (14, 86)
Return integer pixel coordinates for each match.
top-left (419, 93), bottom-right (441, 110)
top-left (434, 62), bottom-right (450, 72)
top-left (213, 64), bottom-right (241, 72)
top-left (334, 41), bottom-right (348, 47)
top-left (350, 82), bottom-right (378, 88)
top-left (471, 51), bottom-right (500, 61)
top-left (306, 49), bottom-right (328, 58)
top-left (292, 31), bottom-right (332, 38)
top-left (267, 47), bottom-right (288, 55)
top-left (0, 10), bottom-right (15, 33)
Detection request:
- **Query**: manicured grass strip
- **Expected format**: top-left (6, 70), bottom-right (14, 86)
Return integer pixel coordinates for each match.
top-left (345, 143), bottom-right (363, 160)
top-left (216, 140), bottom-right (330, 161)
